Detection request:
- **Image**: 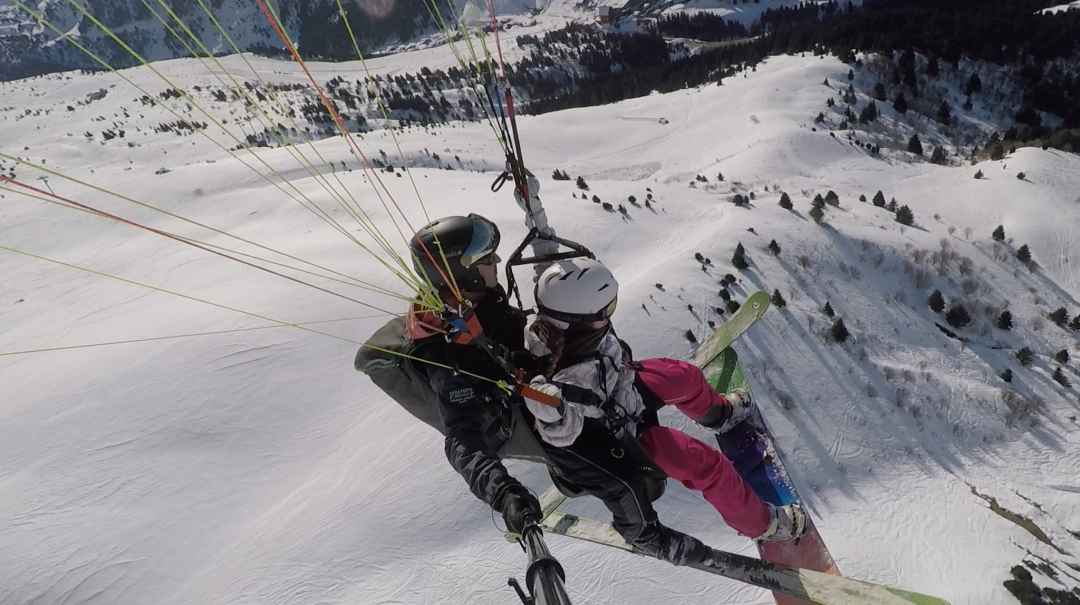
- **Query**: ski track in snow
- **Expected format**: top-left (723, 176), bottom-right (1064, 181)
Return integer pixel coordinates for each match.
top-left (2, 50), bottom-right (1080, 605)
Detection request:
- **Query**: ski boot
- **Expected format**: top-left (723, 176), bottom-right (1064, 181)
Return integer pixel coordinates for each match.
top-left (719, 387), bottom-right (753, 432)
top-left (698, 387), bottom-right (754, 434)
top-left (755, 503), bottom-right (808, 542)
top-left (634, 522), bottom-right (713, 566)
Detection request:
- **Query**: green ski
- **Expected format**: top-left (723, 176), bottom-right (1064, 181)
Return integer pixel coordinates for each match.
top-left (692, 290), bottom-right (771, 367)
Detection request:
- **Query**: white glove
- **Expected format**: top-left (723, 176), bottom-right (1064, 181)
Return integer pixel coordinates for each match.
top-left (512, 170), bottom-right (542, 211)
top-left (523, 378), bottom-right (563, 423)
top-left (524, 377), bottom-right (584, 447)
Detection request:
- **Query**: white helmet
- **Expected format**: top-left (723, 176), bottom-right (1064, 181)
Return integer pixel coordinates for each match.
top-left (535, 258), bottom-right (619, 325)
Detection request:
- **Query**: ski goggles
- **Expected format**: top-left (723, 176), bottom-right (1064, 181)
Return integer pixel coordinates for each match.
top-left (537, 297), bottom-right (618, 328)
top-left (460, 214), bottom-right (501, 268)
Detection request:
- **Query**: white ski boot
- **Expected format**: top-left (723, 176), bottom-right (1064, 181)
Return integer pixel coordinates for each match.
top-left (712, 387), bottom-right (754, 433)
top-left (755, 503), bottom-right (808, 542)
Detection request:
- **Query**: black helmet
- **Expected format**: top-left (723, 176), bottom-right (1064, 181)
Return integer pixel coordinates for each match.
top-left (410, 214), bottom-right (501, 292)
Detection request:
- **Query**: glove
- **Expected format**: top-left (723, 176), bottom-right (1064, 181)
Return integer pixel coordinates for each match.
top-left (523, 378), bottom-right (564, 423)
top-left (512, 170), bottom-right (542, 212)
top-left (499, 486), bottom-right (541, 534)
top-left (524, 378), bottom-right (586, 448)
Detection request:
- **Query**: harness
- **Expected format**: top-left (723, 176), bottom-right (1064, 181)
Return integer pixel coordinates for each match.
top-left (549, 341), bottom-right (645, 435)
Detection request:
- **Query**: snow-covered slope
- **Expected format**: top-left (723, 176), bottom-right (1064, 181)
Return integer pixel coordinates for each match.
top-left (1041, 2), bottom-right (1080, 15)
top-left (2, 52), bottom-right (1079, 605)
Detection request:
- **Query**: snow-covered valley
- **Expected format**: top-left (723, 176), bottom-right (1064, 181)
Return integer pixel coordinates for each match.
top-left (2, 41), bottom-right (1079, 605)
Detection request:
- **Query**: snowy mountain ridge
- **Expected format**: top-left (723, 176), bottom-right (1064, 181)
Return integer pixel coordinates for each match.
top-left (1, 46), bottom-right (1080, 605)
top-left (0, 0), bottom-right (575, 81)
top-left (0, 0), bottom-right (861, 82)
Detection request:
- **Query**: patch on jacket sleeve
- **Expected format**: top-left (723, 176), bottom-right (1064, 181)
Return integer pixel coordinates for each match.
top-left (448, 386), bottom-right (476, 404)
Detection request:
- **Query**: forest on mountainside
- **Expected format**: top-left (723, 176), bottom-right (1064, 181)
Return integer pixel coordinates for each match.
top-left (517, 0), bottom-right (1080, 151)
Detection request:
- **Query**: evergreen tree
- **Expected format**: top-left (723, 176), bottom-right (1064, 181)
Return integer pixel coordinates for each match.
top-left (974, 169), bottom-right (984, 179)
top-left (859, 194), bottom-right (867, 202)
top-left (887, 198), bottom-right (899, 212)
top-left (831, 318), bottom-right (850, 342)
top-left (778, 191), bottom-right (793, 210)
top-left (937, 100), bottom-right (952, 125)
top-left (726, 299), bottom-right (741, 314)
top-left (1017, 171), bottom-right (1026, 180)
top-left (823, 301), bottom-right (836, 317)
top-left (930, 146), bottom-right (947, 164)
top-left (813, 193), bottom-right (826, 208)
top-left (825, 190), bottom-right (840, 206)
top-left (997, 310), bottom-right (1013, 330)
top-left (989, 142), bottom-right (1005, 161)
top-left (893, 92), bottom-right (908, 114)
top-left (809, 204), bottom-right (825, 223)
top-left (1017, 244), bottom-right (1032, 264)
top-left (732, 243), bottom-right (749, 270)
top-left (873, 190), bottom-right (886, 207)
top-left (1053, 366), bottom-right (1070, 388)
top-left (1071, 314), bottom-right (1080, 331)
top-left (771, 289), bottom-right (787, 308)
top-left (907, 134), bottom-right (924, 155)
top-left (768, 239), bottom-right (781, 255)
top-left (992, 225), bottom-right (1005, 241)
top-left (1000, 368), bottom-right (1013, 383)
top-left (1055, 349), bottom-right (1070, 365)
top-left (1050, 307), bottom-right (1069, 327)
top-left (928, 290), bottom-right (945, 313)
top-left (844, 84), bottom-right (857, 104)
top-left (1017, 347), bottom-right (1035, 367)
top-left (873, 81), bottom-right (887, 101)
top-left (575, 176), bottom-right (589, 190)
top-left (964, 73), bottom-right (982, 96)
top-left (859, 101), bottom-right (879, 123)
top-left (847, 68), bottom-right (855, 81)
top-left (945, 304), bottom-right (972, 328)
top-left (896, 205), bottom-right (915, 226)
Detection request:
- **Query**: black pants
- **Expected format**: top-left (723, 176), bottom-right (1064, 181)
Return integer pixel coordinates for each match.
top-left (542, 418), bottom-right (709, 566)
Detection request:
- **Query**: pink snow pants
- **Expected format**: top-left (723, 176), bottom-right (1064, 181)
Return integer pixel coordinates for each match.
top-left (635, 357), bottom-right (771, 538)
